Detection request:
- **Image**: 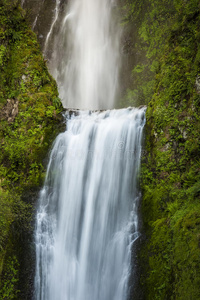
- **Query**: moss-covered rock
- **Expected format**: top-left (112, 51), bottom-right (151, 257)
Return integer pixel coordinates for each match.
top-left (131, 0), bottom-right (200, 298)
top-left (0, 0), bottom-right (64, 298)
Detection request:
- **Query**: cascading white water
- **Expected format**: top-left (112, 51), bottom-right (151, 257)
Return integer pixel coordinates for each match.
top-left (34, 0), bottom-right (146, 299)
top-left (35, 108), bottom-right (146, 300)
top-left (45, 0), bottom-right (120, 109)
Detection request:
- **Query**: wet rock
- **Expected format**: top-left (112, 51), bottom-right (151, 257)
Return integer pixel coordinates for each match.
top-left (195, 75), bottom-right (200, 93)
top-left (183, 131), bottom-right (187, 139)
top-left (138, 105), bottom-right (147, 109)
top-left (0, 99), bottom-right (19, 122)
top-left (22, 74), bottom-right (27, 82)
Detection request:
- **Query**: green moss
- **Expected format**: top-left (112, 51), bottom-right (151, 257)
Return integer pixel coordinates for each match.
top-left (0, 0), bottom-right (64, 297)
top-left (0, 256), bottom-right (20, 299)
top-left (136, 0), bottom-right (200, 298)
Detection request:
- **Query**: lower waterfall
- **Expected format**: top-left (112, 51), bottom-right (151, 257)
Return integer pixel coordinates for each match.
top-left (34, 107), bottom-right (146, 300)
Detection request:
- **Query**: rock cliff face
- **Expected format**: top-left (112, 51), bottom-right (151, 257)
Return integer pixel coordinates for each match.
top-left (0, 0), bottom-right (63, 298)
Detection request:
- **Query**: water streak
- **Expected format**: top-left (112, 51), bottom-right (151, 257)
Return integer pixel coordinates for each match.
top-left (44, 0), bottom-right (61, 54)
top-left (32, 15), bottom-right (38, 30)
top-left (35, 107), bottom-right (146, 300)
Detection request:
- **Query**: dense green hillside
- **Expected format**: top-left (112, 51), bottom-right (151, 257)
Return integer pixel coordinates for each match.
top-left (123, 0), bottom-right (200, 298)
top-left (0, 0), bottom-right (63, 298)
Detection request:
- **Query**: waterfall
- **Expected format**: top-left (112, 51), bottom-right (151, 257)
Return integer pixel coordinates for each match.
top-left (44, 0), bottom-right (120, 110)
top-left (35, 108), bottom-right (146, 300)
top-left (34, 0), bottom-right (146, 299)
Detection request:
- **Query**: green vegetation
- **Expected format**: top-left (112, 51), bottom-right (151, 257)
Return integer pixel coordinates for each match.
top-left (0, 0), bottom-right (63, 297)
top-left (122, 0), bottom-right (200, 298)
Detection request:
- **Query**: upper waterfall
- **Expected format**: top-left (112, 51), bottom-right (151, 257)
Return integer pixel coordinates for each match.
top-left (44, 0), bottom-right (121, 110)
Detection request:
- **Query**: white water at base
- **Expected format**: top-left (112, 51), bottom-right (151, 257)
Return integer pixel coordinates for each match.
top-left (35, 107), bottom-right (146, 300)
top-left (45, 0), bottom-right (120, 110)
